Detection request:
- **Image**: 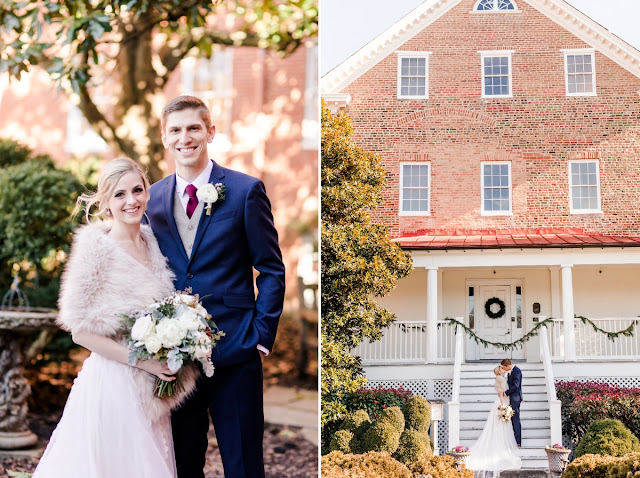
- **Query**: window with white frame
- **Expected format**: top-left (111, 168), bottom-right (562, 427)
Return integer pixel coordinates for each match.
top-left (400, 163), bottom-right (430, 215)
top-left (481, 162), bottom-right (512, 215)
top-left (474, 0), bottom-right (518, 11)
top-left (397, 52), bottom-right (431, 99)
top-left (180, 49), bottom-right (234, 152)
top-left (563, 50), bottom-right (596, 96)
top-left (480, 51), bottom-right (513, 98)
top-left (302, 45), bottom-right (318, 150)
top-left (569, 160), bottom-right (601, 213)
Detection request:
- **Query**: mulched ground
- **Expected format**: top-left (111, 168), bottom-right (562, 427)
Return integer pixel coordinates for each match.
top-left (0, 319), bottom-right (318, 477)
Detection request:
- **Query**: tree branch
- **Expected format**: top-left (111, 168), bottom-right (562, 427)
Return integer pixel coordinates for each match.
top-left (77, 83), bottom-right (128, 156)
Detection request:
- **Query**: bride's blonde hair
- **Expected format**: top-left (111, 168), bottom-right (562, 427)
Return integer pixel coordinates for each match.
top-left (494, 366), bottom-right (502, 376)
top-left (74, 158), bottom-right (150, 223)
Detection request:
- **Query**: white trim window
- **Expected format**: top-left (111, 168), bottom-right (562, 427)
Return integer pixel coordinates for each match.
top-left (474, 0), bottom-right (518, 11)
top-left (569, 160), bottom-right (601, 213)
top-left (180, 49), bottom-right (234, 152)
top-left (480, 51), bottom-right (514, 98)
top-left (400, 162), bottom-right (430, 215)
top-left (481, 162), bottom-right (512, 215)
top-left (563, 49), bottom-right (596, 96)
top-left (397, 51), bottom-right (431, 100)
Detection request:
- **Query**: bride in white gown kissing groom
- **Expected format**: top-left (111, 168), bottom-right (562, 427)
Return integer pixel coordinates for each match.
top-left (465, 359), bottom-right (522, 478)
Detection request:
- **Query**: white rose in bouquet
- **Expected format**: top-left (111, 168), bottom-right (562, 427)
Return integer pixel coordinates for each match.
top-left (144, 333), bottom-right (163, 354)
top-left (131, 314), bottom-right (155, 341)
top-left (156, 318), bottom-right (187, 348)
top-left (194, 334), bottom-right (212, 360)
top-left (172, 294), bottom-right (195, 307)
top-left (177, 306), bottom-right (202, 331)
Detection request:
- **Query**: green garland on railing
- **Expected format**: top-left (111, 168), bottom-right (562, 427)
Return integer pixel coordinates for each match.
top-left (441, 316), bottom-right (638, 351)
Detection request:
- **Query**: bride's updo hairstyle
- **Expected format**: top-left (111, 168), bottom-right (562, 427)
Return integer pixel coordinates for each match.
top-left (75, 157), bottom-right (150, 222)
top-left (494, 366), bottom-right (502, 376)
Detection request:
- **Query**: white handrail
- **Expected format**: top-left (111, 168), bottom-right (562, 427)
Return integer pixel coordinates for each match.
top-left (540, 319), bottom-right (562, 444)
top-left (451, 322), bottom-right (464, 401)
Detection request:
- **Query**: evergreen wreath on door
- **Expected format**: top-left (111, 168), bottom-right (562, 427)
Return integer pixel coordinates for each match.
top-left (485, 297), bottom-right (506, 319)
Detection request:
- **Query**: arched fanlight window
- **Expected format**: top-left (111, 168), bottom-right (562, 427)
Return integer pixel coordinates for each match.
top-left (475, 0), bottom-right (517, 11)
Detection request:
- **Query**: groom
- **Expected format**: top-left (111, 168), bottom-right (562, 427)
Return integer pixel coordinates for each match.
top-left (501, 358), bottom-right (523, 448)
top-left (147, 95), bottom-right (286, 478)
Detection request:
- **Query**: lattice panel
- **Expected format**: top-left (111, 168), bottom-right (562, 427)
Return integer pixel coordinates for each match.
top-left (368, 379), bottom-right (453, 454)
top-left (556, 376), bottom-right (640, 388)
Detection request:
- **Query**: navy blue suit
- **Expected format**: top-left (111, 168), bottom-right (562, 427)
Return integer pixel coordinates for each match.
top-left (146, 160), bottom-right (285, 478)
top-left (505, 366), bottom-right (523, 446)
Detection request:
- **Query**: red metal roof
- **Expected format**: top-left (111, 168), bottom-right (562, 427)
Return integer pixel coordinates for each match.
top-left (395, 229), bottom-right (640, 250)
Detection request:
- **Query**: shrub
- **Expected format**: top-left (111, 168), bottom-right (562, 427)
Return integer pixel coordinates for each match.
top-left (576, 419), bottom-right (640, 458)
top-left (557, 381), bottom-right (640, 445)
top-left (379, 406), bottom-right (405, 433)
top-left (606, 452), bottom-right (640, 478)
top-left (340, 409), bottom-right (371, 436)
top-left (393, 428), bottom-right (432, 464)
top-left (0, 138), bottom-right (38, 167)
top-left (345, 385), bottom-right (414, 420)
top-left (563, 453), bottom-right (618, 478)
top-left (0, 157), bottom-right (83, 307)
top-left (408, 453), bottom-right (474, 478)
top-left (329, 429), bottom-right (357, 454)
top-left (403, 395), bottom-right (431, 433)
top-left (321, 451), bottom-right (412, 478)
top-left (361, 420), bottom-right (401, 454)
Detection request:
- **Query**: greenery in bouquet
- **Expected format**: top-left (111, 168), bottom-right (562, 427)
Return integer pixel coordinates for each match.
top-left (121, 289), bottom-right (225, 397)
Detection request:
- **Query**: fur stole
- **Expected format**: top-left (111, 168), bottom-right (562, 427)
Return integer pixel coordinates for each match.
top-left (57, 221), bottom-right (197, 422)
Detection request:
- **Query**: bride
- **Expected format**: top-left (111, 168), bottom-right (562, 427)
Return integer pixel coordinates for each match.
top-left (465, 365), bottom-right (522, 478)
top-left (33, 158), bottom-right (197, 477)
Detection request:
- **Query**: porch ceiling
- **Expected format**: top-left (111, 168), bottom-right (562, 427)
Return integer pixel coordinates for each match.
top-left (396, 229), bottom-right (640, 250)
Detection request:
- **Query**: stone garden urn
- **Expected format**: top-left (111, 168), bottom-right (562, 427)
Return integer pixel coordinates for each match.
top-left (0, 309), bottom-right (58, 449)
top-left (545, 445), bottom-right (571, 473)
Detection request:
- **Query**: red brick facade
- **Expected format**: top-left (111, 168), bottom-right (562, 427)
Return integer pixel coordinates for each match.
top-left (334, 0), bottom-right (640, 238)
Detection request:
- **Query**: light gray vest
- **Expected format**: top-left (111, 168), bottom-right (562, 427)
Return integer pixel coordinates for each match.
top-left (173, 188), bottom-right (204, 259)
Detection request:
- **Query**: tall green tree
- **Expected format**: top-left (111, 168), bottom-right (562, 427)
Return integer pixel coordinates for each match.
top-left (321, 103), bottom-right (412, 429)
top-left (0, 0), bottom-right (318, 181)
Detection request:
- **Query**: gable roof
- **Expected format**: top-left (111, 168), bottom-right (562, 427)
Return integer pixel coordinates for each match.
top-left (321, 0), bottom-right (640, 94)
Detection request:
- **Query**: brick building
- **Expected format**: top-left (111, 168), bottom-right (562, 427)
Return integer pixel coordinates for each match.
top-left (323, 0), bottom-right (640, 465)
top-left (0, 44), bottom-right (319, 313)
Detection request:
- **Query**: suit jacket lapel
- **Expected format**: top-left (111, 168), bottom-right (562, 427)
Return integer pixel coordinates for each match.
top-left (190, 160), bottom-right (226, 263)
top-left (162, 177), bottom-right (189, 261)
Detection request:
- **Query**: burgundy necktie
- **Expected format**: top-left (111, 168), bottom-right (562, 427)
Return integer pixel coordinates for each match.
top-left (185, 184), bottom-right (199, 219)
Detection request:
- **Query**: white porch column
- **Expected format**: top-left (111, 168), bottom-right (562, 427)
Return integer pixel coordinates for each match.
top-left (561, 264), bottom-right (576, 362)
top-left (426, 266), bottom-right (438, 364)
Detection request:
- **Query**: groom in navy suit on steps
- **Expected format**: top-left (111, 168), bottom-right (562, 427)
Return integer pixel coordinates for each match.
top-left (502, 358), bottom-right (523, 448)
top-left (146, 96), bottom-right (285, 478)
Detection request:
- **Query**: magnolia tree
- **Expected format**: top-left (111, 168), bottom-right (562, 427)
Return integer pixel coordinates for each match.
top-left (321, 103), bottom-right (412, 430)
top-left (0, 0), bottom-right (318, 181)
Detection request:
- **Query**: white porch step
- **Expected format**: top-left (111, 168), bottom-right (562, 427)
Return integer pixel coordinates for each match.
top-left (457, 363), bottom-right (551, 470)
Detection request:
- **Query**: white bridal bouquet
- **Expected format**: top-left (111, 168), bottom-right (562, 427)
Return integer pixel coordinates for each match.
top-left (498, 404), bottom-right (514, 422)
top-left (121, 289), bottom-right (225, 397)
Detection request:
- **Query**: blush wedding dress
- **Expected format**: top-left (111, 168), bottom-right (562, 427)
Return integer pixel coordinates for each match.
top-left (465, 374), bottom-right (522, 478)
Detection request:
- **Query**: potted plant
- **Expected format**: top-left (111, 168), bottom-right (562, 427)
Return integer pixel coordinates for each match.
top-left (545, 443), bottom-right (571, 473)
top-left (446, 445), bottom-right (471, 465)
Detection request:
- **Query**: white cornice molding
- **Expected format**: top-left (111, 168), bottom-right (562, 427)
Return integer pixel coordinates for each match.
top-left (321, 0), bottom-right (640, 96)
top-left (321, 0), bottom-right (462, 94)
top-left (321, 93), bottom-right (352, 113)
top-left (525, 0), bottom-right (640, 79)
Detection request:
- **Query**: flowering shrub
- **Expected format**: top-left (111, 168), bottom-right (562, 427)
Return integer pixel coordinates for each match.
top-left (556, 381), bottom-right (640, 444)
top-left (345, 386), bottom-right (414, 420)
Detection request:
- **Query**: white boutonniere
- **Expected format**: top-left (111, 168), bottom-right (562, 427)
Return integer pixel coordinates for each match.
top-left (196, 182), bottom-right (226, 216)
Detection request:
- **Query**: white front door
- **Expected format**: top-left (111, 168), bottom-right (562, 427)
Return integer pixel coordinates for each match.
top-left (470, 283), bottom-right (525, 361)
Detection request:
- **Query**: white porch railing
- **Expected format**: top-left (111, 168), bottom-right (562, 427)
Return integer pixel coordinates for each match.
top-left (448, 323), bottom-right (464, 450)
top-left (539, 320), bottom-right (562, 445)
top-left (548, 317), bottom-right (640, 361)
top-left (351, 320), bottom-right (456, 365)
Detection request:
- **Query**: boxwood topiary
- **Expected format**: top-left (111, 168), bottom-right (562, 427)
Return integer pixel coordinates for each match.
top-left (379, 406), bottom-right (405, 433)
top-left (403, 396), bottom-right (431, 433)
top-left (321, 451), bottom-right (412, 478)
top-left (576, 419), bottom-right (640, 458)
top-left (393, 428), bottom-right (432, 464)
top-left (361, 420), bottom-right (401, 454)
top-left (339, 409), bottom-right (371, 436)
top-left (329, 429), bottom-right (356, 454)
